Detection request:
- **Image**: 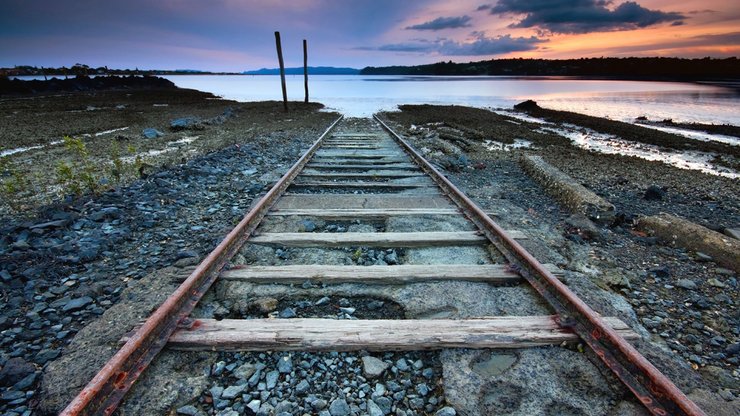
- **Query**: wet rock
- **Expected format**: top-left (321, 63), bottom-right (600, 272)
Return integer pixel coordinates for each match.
top-left (142, 128), bottom-right (164, 139)
top-left (644, 185), bottom-right (666, 201)
top-left (176, 250), bottom-right (199, 259)
top-left (1, 389), bottom-right (25, 402)
top-left (170, 117), bottom-right (203, 131)
top-left (0, 358), bottom-right (36, 387)
top-left (565, 213), bottom-right (601, 240)
top-left (724, 227), bottom-right (740, 240)
top-left (62, 296), bottom-right (93, 312)
top-left (726, 343), bottom-right (740, 356)
top-left (514, 100), bottom-right (540, 111)
top-left (676, 279), bottom-right (697, 290)
top-left (707, 278), bottom-right (726, 288)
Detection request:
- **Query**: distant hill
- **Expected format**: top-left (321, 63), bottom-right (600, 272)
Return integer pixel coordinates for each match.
top-left (360, 57), bottom-right (740, 80)
top-left (243, 66), bottom-right (360, 75)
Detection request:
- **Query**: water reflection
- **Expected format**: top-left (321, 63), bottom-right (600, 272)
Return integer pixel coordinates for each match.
top-left (162, 75), bottom-right (739, 125)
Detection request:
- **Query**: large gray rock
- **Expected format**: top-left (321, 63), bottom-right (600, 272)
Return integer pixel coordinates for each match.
top-left (362, 356), bottom-right (389, 378)
top-left (441, 348), bottom-right (620, 415)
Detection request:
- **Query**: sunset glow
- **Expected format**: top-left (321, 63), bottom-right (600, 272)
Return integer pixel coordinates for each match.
top-left (1, 0), bottom-right (738, 71)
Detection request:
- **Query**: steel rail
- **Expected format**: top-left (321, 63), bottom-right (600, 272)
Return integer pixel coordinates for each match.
top-left (374, 114), bottom-right (705, 416)
top-left (61, 115), bottom-right (344, 416)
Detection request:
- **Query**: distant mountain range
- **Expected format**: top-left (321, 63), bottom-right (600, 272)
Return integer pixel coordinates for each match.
top-left (242, 66), bottom-right (359, 75)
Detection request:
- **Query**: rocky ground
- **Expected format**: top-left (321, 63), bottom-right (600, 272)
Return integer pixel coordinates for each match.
top-left (1, 88), bottom-right (738, 415)
top-left (0, 85), bottom-right (338, 415)
top-left (0, 83), bottom-right (329, 215)
top-left (382, 105), bottom-right (739, 412)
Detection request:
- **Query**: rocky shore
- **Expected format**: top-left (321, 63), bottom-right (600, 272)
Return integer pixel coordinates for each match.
top-left (0, 85), bottom-right (338, 415)
top-left (1, 87), bottom-right (738, 415)
top-left (382, 104), bottom-right (739, 412)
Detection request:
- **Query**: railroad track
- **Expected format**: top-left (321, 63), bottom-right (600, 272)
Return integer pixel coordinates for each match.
top-left (61, 117), bottom-right (705, 415)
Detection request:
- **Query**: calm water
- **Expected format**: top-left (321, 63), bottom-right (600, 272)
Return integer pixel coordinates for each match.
top-left (162, 75), bottom-right (740, 124)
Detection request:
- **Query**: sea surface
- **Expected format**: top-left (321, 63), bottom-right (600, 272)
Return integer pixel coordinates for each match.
top-left (161, 75), bottom-right (740, 125)
top-left (7, 74), bottom-right (739, 177)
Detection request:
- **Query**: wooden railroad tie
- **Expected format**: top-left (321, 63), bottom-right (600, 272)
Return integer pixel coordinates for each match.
top-left (164, 316), bottom-right (638, 351)
top-left (247, 231), bottom-right (527, 248)
top-left (220, 264), bottom-right (563, 284)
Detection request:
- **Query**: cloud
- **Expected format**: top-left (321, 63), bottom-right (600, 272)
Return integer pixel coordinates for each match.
top-left (488, 0), bottom-right (685, 34)
top-left (355, 33), bottom-right (546, 56)
top-left (406, 16), bottom-right (472, 31)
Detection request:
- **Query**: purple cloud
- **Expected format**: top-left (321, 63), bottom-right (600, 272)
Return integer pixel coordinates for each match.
top-left (406, 16), bottom-right (473, 31)
top-left (488, 0), bottom-right (685, 34)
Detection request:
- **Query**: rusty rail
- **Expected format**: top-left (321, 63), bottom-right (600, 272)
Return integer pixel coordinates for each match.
top-left (61, 115), bottom-right (343, 416)
top-left (374, 115), bottom-right (705, 416)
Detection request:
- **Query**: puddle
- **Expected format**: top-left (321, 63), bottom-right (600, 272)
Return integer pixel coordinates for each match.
top-left (1, 127), bottom-right (130, 158)
top-left (539, 125), bottom-right (739, 179)
top-left (635, 123), bottom-right (739, 146)
top-left (121, 136), bottom-right (199, 161)
top-left (1, 144), bottom-right (45, 157)
top-left (484, 139), bottom-right (533, 151)
top-left (94, 127), bottom-right (129, 137)
top-left (493, 110), bottom-right (552, 125)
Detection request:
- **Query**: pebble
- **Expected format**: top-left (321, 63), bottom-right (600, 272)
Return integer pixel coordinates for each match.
top-left (435, 407), bottom-right (457, 416)
top-left (220, 384), bottom-right (245, 399)
top-left (176, 404), bottom-right (203, 416)
top-left (277, 356), bottom-right (293, 373)
top-left (367, 399), bottom-right (384, 416)
top-left (265, 370), bottom-right (279, 389)
top-left (329, 398), bottom-right (350, 416)
top-left (676, 279), bottom-right (697, 290)
top-left (278, 308), bottom-right (296, 318)
top-left (62, 296), bottom-right (93, 312)
top-left (362, 356), bottom-right (389, 378)
top-left (295, 379), bottom-right (310, 394)
top-left (0, 133), bottom-right (320, 415)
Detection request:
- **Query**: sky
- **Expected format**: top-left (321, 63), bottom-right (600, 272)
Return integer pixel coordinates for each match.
top-left (1, 0), bottom-right (738, 71)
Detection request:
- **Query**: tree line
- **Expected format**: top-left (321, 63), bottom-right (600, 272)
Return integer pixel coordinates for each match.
top-left (360, 57), bottom-right (740, 80)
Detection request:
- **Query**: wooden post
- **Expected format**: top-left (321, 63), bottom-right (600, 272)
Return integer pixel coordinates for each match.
top-left (274, 31), bottom-right (288, 111)
top-left (303, 39), bottom-right (309, 103)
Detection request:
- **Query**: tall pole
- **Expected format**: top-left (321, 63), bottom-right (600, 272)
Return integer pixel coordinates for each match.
top-left (274, 31), bottom-right (288, 111)
top-left (303, 39), bottom-right (309, 103)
